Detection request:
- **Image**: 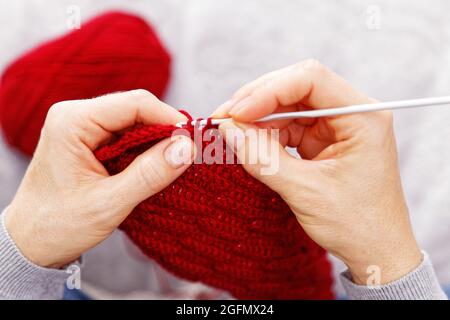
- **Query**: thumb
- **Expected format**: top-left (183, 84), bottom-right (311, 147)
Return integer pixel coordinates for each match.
top-left (106, 135), bottom-right (195, 210)
top-left (218, 121), bottom-right (313, 198)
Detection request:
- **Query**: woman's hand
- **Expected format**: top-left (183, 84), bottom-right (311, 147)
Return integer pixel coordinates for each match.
top-left (5, 90), bottom-right (195, 269)
top-left (214, 60), bottom-right (421, 285)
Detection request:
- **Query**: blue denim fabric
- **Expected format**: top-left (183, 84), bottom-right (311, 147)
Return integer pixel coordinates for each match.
top-left (62, 286), bottom-right (90, 300)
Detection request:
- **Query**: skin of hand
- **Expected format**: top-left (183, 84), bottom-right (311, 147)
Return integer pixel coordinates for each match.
top-left (4, 90), bottom-right (195, 269)
top-left (213, 59), bottom-right (422, 285)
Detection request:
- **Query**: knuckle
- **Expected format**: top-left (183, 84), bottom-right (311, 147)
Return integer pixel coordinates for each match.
top-left (44, 102), bottom-right (70, 131)
top-left (129, 89), bottom-right (155, 100)
top-left (303, 58), bottom-right (321, 68)
top-left (258, 78), bottom-right (277, 93)
top-left (370, 111), bottom-right (394, 135)
top-left (297, 58), bottom-right (325, 74)
top-left (380, 110), bottom-right (394, 126)
top-left (46, 102), bottom-right (65, 120)
top-left (233, 84), bottom-right (253, 100)
top-left (378, 111), bottom-right (395, 139)
top-left (263, 76), bottom-right (278, 88)
top-left (128, 89), bottom-right (158, 110)
top-left (137, 156), bottom-right (168, 195)
top-left (360, 111), bottom-right (395, 148)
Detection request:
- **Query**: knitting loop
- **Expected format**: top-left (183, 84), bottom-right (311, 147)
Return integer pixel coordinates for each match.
top-left (178, 110), bottom-right (213, 130)
top-left (179, 109), bottom-right (193, 126)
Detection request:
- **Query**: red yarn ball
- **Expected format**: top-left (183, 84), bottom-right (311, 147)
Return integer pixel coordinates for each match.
top-left (0, 11), bottom-right (171, 156)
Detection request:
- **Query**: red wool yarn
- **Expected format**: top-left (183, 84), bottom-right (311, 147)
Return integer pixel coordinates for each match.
top-left (95, 120), bottom-right (334, 300)
top-left (0, 11), bottom-right (171, 156)
top-left (0, 11), bottom-right (334, 299)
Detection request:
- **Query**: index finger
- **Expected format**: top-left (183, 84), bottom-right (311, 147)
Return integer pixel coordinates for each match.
top-left (60, 90), bottom-right (187, 149)
top-left (227, 60), bottom-right (372, 122)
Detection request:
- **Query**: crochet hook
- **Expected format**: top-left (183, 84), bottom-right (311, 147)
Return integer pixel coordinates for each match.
top-left (175, 95), bottom-right (450, 127)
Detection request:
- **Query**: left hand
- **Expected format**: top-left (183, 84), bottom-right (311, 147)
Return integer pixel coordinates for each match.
top-left (5, 90), bottom-right (195, 269)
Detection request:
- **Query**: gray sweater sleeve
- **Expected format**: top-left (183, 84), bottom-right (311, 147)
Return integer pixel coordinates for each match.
top-left (1, 208), bottom-right (448, 300)
top-left (0, 208), bottom-right (69, 300)
top-left (340, 252), bottom-right (448, 300)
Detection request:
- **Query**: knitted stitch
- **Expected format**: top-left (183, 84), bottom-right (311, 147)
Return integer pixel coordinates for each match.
top-left (95, 120), bottom-right (334, 299)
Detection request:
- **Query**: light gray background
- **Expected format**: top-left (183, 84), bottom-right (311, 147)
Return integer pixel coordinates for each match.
top-left (1, 0), bottom-right (449, 298)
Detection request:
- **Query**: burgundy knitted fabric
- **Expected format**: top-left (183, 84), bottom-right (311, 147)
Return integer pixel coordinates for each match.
top-left (95, 122), bottom-right (334, 299)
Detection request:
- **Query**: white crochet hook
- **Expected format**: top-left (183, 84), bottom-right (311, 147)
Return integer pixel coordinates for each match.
top-left (175, 96), bottom-right (450, 127)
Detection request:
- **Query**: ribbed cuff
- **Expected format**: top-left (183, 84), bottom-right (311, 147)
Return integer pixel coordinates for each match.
top-left (0, 208), bottom-right (69, 300)
top-left (340, 252), bottom-right (448, 300)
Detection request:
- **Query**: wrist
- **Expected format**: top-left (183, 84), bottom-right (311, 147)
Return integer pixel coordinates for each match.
top-left (0, 208), bottom-right (70, 299)
top-left (344, 240), bottom-right (422, 286)
top-left (4, 204), bottom-right (56, 269)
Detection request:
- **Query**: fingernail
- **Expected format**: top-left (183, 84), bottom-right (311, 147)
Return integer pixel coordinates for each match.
top-left (211, 100), bottom-right (232, 118)
top-left (164, 137), bottom-right (194, 168)
top-left (229, 96), bottom-right (254, 116)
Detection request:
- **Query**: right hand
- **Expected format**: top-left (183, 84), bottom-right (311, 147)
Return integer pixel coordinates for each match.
top-left (214, 60), bottom-right (422, 285)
